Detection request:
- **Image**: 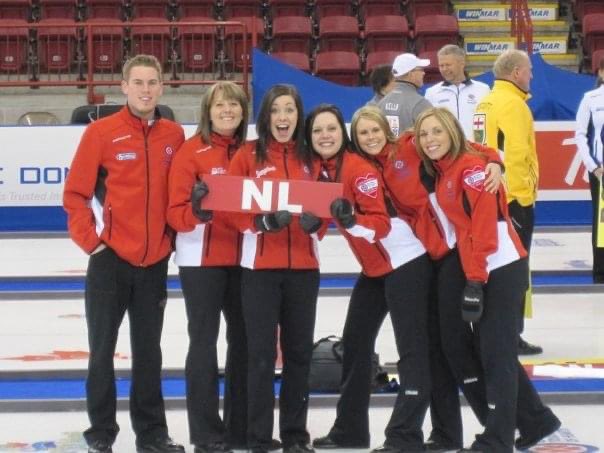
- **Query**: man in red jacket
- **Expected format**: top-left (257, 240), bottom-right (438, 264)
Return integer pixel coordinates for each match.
top-left (63, 55), bottom-right (185, 453)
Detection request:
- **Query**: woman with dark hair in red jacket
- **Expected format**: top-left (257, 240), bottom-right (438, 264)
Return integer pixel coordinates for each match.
top-left (306, 104), bottom-right (433, 453)
top-left (227, 84), bottom-right (326, 453)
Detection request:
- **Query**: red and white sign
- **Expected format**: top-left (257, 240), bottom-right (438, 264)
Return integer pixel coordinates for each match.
top-left (200, 174), bottom-right (343, 218)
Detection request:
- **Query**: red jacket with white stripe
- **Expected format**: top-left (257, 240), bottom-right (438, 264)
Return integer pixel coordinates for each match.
top-left (433, 152), bottom-right (527, 283)
top-left (167, 133), bottom-right (242, 267)
top-left (320, 151), bottom-right (415, 278)
top-left (227, 139), bottom-right (326, 270)
top-left (63, 106), bottom-right (184, 266)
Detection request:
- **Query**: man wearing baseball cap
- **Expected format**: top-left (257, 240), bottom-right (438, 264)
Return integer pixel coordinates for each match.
top-left (377, 53), bottom-right (432, 136)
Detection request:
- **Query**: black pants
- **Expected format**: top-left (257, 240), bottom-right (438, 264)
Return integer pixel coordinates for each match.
top-left (180, 266), bottom-right (247, 447)
top-left (241, 268), bottom-right (319, 449)
top-left (589, 173), bottom-right (604, 281)
top-left (83, 248), bottom-right (169, 447)
top-left (507, 200), bottom-right (534, 334)
top-left (329, 254), bottom-right (432, 450)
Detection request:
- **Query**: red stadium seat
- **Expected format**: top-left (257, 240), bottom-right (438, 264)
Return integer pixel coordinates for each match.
top-left (358, 0), bottom-right (403, 18)
top-left (268, 0), bottom-right (309, 19)
top-left (318, 15), bottom-right (359, 52)
top-left (0, 19), bottom-right (29, 72)
top-left (584, 13), bottom-right (604, 55)
top-left (130, 0), bottom-right (169, 19)
top-left (364, 15), bottom-right (409, 53)
top-left (0, 0), bottom-right (31, 21)
top-left (591, 48), bottom-right (604, 73)
top-left (38, 0), bottom-right (78, 20)
top-left (365, 50), bottom-right (399, 73)
top-left (84, 18), bottom-right (124, 72)
top-left (129, 17), bottom-right (172, 65)
top-left (176, 20), bottom-right (217, 71)
top-left (177, 0), bottom-right (216, 20)
top-left (314, 0), bottom-right (355, 19)
top-left (36, 18), bottom-right (78, 71)
top-left (414, 14), bottom-right (459, 53)
top-left (271, 16), bottom-right (312, 53)
top-left (407, 0), bottom-right (448, 24)
top-left (574, 0), bottom-right (604, 22)
top-left (418, 50), bottom-right (441, 84)
top-left (272, 51), bottom-right (311, 72)
top-left (314, 50), bottom-right (361, 86)
top-left (223, 16), bottom-right (264, 71)
top-left (222, 0), bottom-right (264, 19)
top-left (84, 0), bottom-right (124, 20)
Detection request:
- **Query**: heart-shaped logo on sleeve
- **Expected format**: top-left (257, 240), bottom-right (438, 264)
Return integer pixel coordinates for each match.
top-left (462, 166), bottom-right (486, 192)
top-left (355, 174), bottom-right (379, 198)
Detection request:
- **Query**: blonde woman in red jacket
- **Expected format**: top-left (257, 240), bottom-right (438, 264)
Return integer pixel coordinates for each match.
top-left (167, 81), bottom-right (251, 453)
top-left (415, 107), bottom-right (555, 453)
top-left (227, 85), bottom-right (326, 453)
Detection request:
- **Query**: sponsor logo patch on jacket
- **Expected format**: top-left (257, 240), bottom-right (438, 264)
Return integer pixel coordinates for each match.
top-left (256, 166), bottom-right (276, 178)
top-left (355, 174), bottom-right (379, 198)
top-left (116, 152), bottom-right (137, 161)
top-left (462, 166), bottom-right (486, 191)
top-left (211, 167), bottom-right (227, 175)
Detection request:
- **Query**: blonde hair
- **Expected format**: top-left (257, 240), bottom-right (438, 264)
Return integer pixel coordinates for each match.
top-left (196, 81), bottom-right (249, 145)
top-left (492, 49), bottom-right (529, 79)
top-left (350, 105), bottom-right (397, 156)
top-left (414, 107), bottom-right (471, 175)
top-left (122, 54), bottom-right (163, 81)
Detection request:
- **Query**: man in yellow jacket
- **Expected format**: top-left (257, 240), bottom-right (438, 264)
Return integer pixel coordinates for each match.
top-left (473, 49), bottom-right (543, 355)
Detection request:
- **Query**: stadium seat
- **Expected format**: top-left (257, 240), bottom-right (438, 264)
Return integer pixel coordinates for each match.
top-left (268, 0), bottom-right (309, 19)
top-left (130, 0), bottom-right (170, 19)
top-left (365, 50), bottom-right (399, 74)
top-left (414, 14), bottom-right (459, 53)
top-left (574, 0), bottom-right (604, 22)
top-left (406, 0), bottom-right (449, 24)
top-left (271, 51), bottom-right (311, 72)
top-left (318, 15), bottom-right (359, 52)
top-left (17, 111), bottom-right (60, 125)
top-left (222, 0), bottom-right (264, 19)
top-left (418, 50), bottom-right (440, 84)
top-left (271, 15), bottom-right (312, 53)
top-left (36, 18), bottom-right (79, 72)
top-left (223, 16), bottom-right (265, 71)
top-left (176, 19), bottom-right (217, 71)
top-left (71, 104), bottom-right (175, 123)
top-left (314, 50), bottom-right (361, 86)
top-left (358, 0), bottom-right (403, 18)
top-left (38, 0), bottom-right (78, 20)
top-left (364, 14), bottom-right (409, 53)
top-left (0, 19), bottom-right (29, 72)
top-left (0, 0), bottom-right (31, 21)
top-left (177, 0), bottom-right (216, 20)
top-left (84, 0), bottom-right (124, 20)
top-left (84, 18), bottom-right (124, 72)
top-left (314, 0), bottom-right (355, 19)
top-left (591, 48), bottom-right (604, 74)
top-left (129, 17), bottom-right (172, 65)
top-left (584, 13), bottom-right (604, 55)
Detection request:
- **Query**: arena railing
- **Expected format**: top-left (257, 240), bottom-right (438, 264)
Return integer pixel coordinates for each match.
top-left (0, 19), bottom-right (254, 103)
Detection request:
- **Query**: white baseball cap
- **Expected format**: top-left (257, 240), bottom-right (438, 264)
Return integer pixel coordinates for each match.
top-left (392, 53), bottom-right (430, 77)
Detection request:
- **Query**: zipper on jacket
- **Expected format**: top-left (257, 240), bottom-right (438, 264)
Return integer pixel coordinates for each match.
top-left (429, 205), bottom-right (446, 241)
top-left (107, 205), bottom-right (113, 240)
top-left (204, 223), bottom-right (213, 257)
top-left (283, 145), bottom-right (292, 268)
top-left (141, 126), bottom-right (151, 265)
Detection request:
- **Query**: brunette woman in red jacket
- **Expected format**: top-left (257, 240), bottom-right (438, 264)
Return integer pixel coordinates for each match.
top-left (227, 85), bottom-right (326, 453)
top-left (307, 104), bottom-right (433, 453)
top-left (167, 81), bottom-right (250, 453)
top-left (415, 107), bottom-right (559, 452)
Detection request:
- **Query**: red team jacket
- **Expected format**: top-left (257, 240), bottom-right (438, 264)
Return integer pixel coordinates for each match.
top-left (63, 106), bottom-right (185, 266)
top-left (320, 151), bottom-right (424, 278)
top-left (433, 152), bottom-right (527, 283)
top-left (167, 133), bottom-right (242, 267)
top-left (228, 139), bottom-right (326, 270)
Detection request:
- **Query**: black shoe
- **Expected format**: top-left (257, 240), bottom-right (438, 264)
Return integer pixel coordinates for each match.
top-left (370, 445), bottom-right (401, 453)
top-left (313, 435), bottom-right (368, 449)
top-left (195, 442), bottom-right (234, 453)
top-left (515, 417), bottom-right (561, 450)
top-left (518, 337), bottom-right (543, 355)
top-left (137, 436), bottom-right (185, 453)
top-left (88, 440), bottom-right (113, 453)
top-left (283, 443), bottom-right (314, 453)
top-left (231, 439), bottom-right (281, 450)
top-left (424, 440), bottom-right (458, 451)
top-left (457, 449), bottom-right (482, 453)
top-left (248, 449), bottom-right (269, 453)
top-left (269, 439), bottom-right (283, 451)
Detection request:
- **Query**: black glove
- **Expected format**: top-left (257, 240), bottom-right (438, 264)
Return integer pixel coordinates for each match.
top-left (191, 180), bottom-right (213, 222)
top-left (330, 198), bottom-right (356, 229)
top-left (255, 210), bottom-right (292, 232)
top-left (461, 280), bottom-right (484, 323)
top-left (299, 212), bottom-right (323, 234)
